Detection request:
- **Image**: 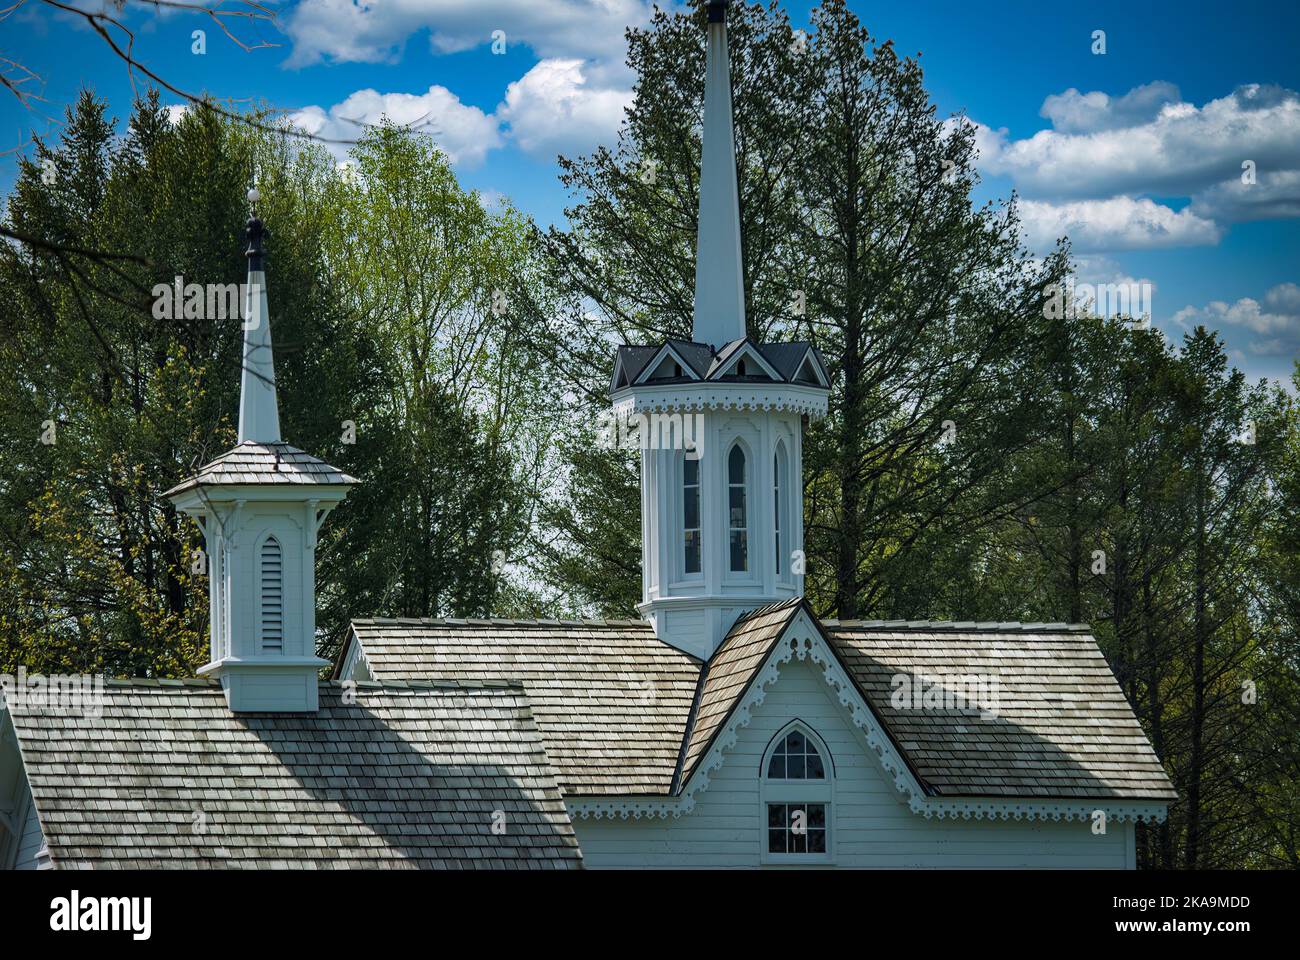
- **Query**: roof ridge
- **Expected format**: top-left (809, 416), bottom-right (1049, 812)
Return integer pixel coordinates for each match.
top-left (822, 619), bottom-right (1093, 632)
top-left (91, 677), bottom-right (528, 692)
top-left (728, 594), bottom-right (802, 627)
top-left (352, 616), bottom-right (651, 628)
top-left (330, 678), bottom-right (525, 691)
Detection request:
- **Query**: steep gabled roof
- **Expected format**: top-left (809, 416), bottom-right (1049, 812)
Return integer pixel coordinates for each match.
top-left (676, 597), bottom-right (803, 787)
top-left (163, 441), bottom-right (356, 496)
top-left (825, 621), bottom-right (1178, 800)
top-left (706, 338), bottom-right (784, 380)
top-left (343, 603), bottom-right (1176, 807)
top-left (610, 345), bottom-right (660, 391)
top-left (759, 342), bottom-right (830, 385)
top-left (6, 678), bottom-right (582, 869)
top-left (664, 340), bottom-right (716, 379)
top-left (631, 341), bottom-right (710, 386)
top-left (344, 619), bottom-right (701, 796)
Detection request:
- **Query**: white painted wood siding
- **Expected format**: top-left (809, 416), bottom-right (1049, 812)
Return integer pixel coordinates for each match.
top-left (573, 659), bottom-right (1134, 868)
top-left (12, 775), bottom-right (45, 870)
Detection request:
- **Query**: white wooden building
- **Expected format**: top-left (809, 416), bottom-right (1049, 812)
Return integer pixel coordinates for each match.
top-left (0, 0), bottom-right (1172, 871)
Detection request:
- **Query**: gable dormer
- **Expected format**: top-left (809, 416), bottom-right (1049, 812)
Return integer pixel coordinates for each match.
top-left (639, 343), bottom-right (703, 384)
top-left (709, 339), bottom-right (782, 381)
top-left (791, 347), bottom-right (831, 387)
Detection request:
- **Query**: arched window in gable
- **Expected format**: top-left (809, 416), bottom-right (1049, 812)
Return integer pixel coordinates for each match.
top-left (761, 721), bottom-right (833, 860)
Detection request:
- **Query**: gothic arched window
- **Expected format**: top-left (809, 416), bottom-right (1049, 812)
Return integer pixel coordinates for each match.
top-left (727, 444), bottom-right (748, 572)
top-left (683, 455), bottom-right (701, 576)
top-left (762, 722), bottom-right (833, 860)
top-left (774, 441), bottom-right (788, 577)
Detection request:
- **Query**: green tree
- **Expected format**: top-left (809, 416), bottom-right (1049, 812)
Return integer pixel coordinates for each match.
top-left (314, 123), bottom-right (562, 638)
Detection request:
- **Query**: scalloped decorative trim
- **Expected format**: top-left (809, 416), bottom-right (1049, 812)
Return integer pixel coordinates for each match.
top-left (913, 798), bottom-right (1169, 823)
top-left (567, 609), bottom-right (1169, 826)
top-left (567, 797), bottom-right (689, 820)
top-left (611, 386), bottom-right (828, 419)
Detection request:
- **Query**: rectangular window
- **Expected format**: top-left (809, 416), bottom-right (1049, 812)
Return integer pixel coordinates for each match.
top-left (683, 457), bottom-right (701, 575)
top-left (766, 803), bottom-right (828, 854)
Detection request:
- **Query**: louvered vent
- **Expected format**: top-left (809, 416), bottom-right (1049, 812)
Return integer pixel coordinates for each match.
top-left (261, 537), bottom-right (283, 653)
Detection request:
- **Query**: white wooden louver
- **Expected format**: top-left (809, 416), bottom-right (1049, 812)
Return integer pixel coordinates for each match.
top-left (260, 537), bottom-right (283, 652)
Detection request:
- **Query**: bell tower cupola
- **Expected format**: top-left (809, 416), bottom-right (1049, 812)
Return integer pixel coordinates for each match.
top-left (609, 0), bottom-right (830, 659)
top-left (165, 189), bottom-right (357, 712)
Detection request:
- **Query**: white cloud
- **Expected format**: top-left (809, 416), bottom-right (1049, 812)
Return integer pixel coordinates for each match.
top-left (1170, 283), bottom-right (1300, 356)
top-left (497, 58), bottom-right (632, 160)
top-left (1039, 81), bottom-right (1181, 134)
top-left (1190, 168), bottom-right (1300, 223)
top-left (294, 58), bottom-right (632, 169)
top-left (1017, 197), bottom-right (1222, 252)
top-left (284, 0), bottom-right (657, 67)
top-left (1068, 254), bottom-right (1155, 291)
top-left (1265, 282), bottom-right (1300, 313)
top-left (973, 84), bottom-right (1300, 202)
top-left (290, 86), bottom-right (502, 168)
top-left (962, 82), bottom-right (1300, 252)
top-left (166, 104), bottom-right (189, 125)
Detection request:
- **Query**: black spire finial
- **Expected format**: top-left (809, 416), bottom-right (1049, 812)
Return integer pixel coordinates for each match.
top-left (707, 0), bottom-right (727, 23)
top-left (244, 187), bottom-right (266, 271)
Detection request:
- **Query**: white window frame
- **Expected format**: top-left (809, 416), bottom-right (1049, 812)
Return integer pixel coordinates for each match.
top-left (725, 440), bottom-right (752, 577)
top-left (774, 440), bottom-right (789, 582)
top-left (679, 451), bottom-right (703, 581)
top-left (759, 720), bottom-right (835, 865)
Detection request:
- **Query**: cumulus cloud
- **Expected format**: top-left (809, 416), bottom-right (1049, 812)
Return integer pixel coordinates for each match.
top-left (963, 82), bottom-right (1300, 252)
top-left (1190, 168), bottom-right (1300, 222)
top-left (1069, 255), bottom-right (1158, 296)
top-left (284, 0), bottom-right (656, 67)
top-left (1039, 81), bottom-right (1181, 134)
top-left (1017, 197), bottom-right (1222, 252)
top-left (1170, 283), bottom-right (1300, 356)
top-left (497, 59), bottom-right (633, 160)
top-left (974, 84), bottom-right (1300, 201)
top-left (293, 57), bottom-right (631, 168)
top-left (290, 86), bottom-right (502, 168)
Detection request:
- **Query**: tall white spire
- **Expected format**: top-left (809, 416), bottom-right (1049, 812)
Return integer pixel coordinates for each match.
top-left (692, 0), bottom-right (747, 348)
top-left (238, 188), bottom-right (282, 444)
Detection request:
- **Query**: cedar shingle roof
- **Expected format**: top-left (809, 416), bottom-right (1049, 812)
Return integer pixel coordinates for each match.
top-left (825, 621), bottom-right (1178, 801)
top-left (677, 598), bottom-right (803, 785)
top-left (7, 679), bottom-right (582, 869)
top-left (346, 619), bottom-right (701, 796)
top-left (163, 441), bottom-right (356, 496)
top-left (345, 602), bottom-right (1175, 805)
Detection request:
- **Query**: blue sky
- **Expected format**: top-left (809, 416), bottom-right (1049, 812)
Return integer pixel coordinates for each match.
top-left (3, 0), bottom-right (1298, 383)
